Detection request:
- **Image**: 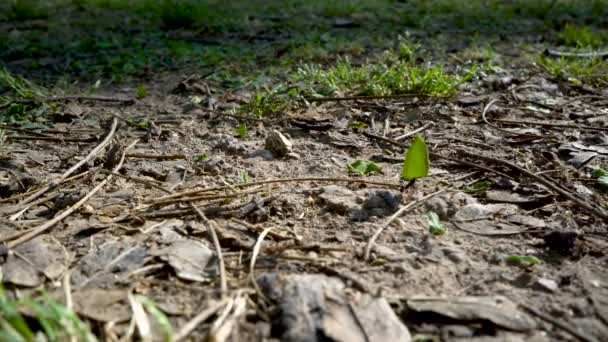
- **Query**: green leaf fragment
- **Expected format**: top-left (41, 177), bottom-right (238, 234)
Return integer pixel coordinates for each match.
top-left (348, 121), bottom-right (368, 129)
top-left (237, 123), bottom-right (248, 139)
top-left (240, 170), bottom-right (250, 184)
top-left (465, 180), bottom-right (493, 196)
top-left (504, 255), bottom-right (541, 266)
top-left (136, 85), bottom-right (147, 99)
top-left (592, 169), bottom-right (608, 178)
top-left (426, 211), bottom-right (445, 236)
top-left (348, 160), bottom-right (381, 176)
top-left (194, 153), bottom-right (208, 162)
top-left (402, 134), bottom-right (429, 181)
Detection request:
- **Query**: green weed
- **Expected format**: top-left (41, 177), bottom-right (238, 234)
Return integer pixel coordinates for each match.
top-left (538, 55), bottom-right (608, 86)
top-left (136, 85), bottom-right (148, 99)
top-left (295, 56), bottom-right (472, 97)
top-left (0, 67), bottom-right (46, 99)
top-left (8, 0), bottom-right (48, 21)
top-left (348, 160), bottom-right (381, 176)
top-left (0, 287), bottom-right (96, 341)
top-left (155, 0), bottom-right (207, 30)
top-left (241, 85), bottom-right (297, 118)
top-left (557, 24), bottom-right (608, 48)
top-left (237, 122), bottom-right (248, 139)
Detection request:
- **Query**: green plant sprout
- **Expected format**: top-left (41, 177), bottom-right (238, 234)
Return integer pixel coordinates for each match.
top-left (237, 123), bottom-right (248, 139)
top-left (136, 85), bottom-right (148, 98)
top-left (0, 287), bottom-right (96, 341)
top-left (348, 160), bottom-right (381, 176)
top-left (402, 134), bottom-right (429, 182)
top-left (504, 255), bottom-right (541, 267)
top-left (426, 211), bottom-right (446, 236)
top-left (240, 170), bottom-right (250, 184)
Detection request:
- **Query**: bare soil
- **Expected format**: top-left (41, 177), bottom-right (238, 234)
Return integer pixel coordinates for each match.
top-left (2, 3), bottom-right (608, 342)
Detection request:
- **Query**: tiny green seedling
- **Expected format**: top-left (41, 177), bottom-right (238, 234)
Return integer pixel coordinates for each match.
top-left (401, 134), bottom-right (429, 183)
top-left (127, 118), bottom-right (151, 130)
top-left (426, 211), bottom-right (445, 236)
top-left (465, 180), bottom-right (493, 196)
top-left (504, 255), bottom-right (541, 267)
top-left (240, 170), bottom-right (250, 184)
top-left (591, 169), bottom-right (608, 190)
top-left (136, 85), bottom-right (148, 99)
top-left (348, 121), bottom-right (368, 129)
top-left (237, 123), bottom-right (248, 139)
top-left (194, 153), bottom-right (208, 162)
top-left (348, 160), bottom-right (381, 176)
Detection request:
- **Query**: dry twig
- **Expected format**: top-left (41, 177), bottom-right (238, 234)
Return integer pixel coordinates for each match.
top-left (173, 299), bottom-right (230, 342)
top-left (148, 177), bottom-right (401, 203)
top-left (459, 150), bottom-right (608, 220)
top-left (364, 189), bottom-right (447, 260)
top-left (7, 138), bottom-right (138, 248)
top-left (394, 122), bottom-right (436, 141)
top-left (15, 117), bottom-right (118, 209)
top-left (250, 226), bottom-right (274, 303)
top-left (519, 303), bottom-right (597, 342)
top-left (190, 204), bottom-right (228, 297)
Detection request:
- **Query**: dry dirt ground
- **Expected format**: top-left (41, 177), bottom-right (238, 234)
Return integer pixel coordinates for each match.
top-left (1, 1), bottom-right (608, 341)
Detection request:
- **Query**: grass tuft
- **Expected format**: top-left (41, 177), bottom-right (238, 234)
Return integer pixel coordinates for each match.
top-left (0, 67), bottom-right (47, 100)
top-left (0, 287), bottom-right (96, 342)
top-left (155, 0), bottom-right (207, 30)
top-left (538, 56), bottom-right (608, 86)
top-left (294, 56), bottom-right (473, 97)
top-left (8, 0), bottom-right (48, 21)
top-left (557, 24), bottom-right (608, 49)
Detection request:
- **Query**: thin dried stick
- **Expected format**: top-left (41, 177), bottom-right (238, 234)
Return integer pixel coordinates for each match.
top-left (7, 139), bottom-right (138, 248)
top-left (250, 226), bottom-right (274, 303)
top-left (481, 99), bottom-right (541, 138)
top-left (364, 189), bottom-right (447, 260)
top-left (125, 153), bottom-right (186, 160)
top-left (0, 169), bottom-right (94, 204)
top-left (494, 118), bottom-right (608, 132)
top-left (459, 150), bottom-right (608, 220)
top-left (190, 204), bottom-right (227, 297)
top-left (394, 122), bottom-right (436, 141)
top-left (362, 130), bottom-right (515, 180)
top-left (7, 135), bottom-right (97, 142)
top-left (519, 303), bottom-right (596, 342)
top-left (16, 117), bottom-right (118, 208)
top-left (0, 95), bottom-right (135, 110)
top-left (173, 299), bottom-right (230, 342)
top-left (147, 187), bottom-right (264, 207)
top-left (6, 192), bottom-right (60, 218)
top-left (148, 177), bottom-right (401, 203)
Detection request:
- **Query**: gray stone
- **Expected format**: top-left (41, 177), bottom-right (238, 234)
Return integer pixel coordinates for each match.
top-left (534, 277), bottom-right (558, 292)
top-left (152, 239), bottom-right (215, 282)
top-left (248, 149), bottom-right (274, 160)
top-left (3, 236), bottom-right (67, 287)
top-left (257, 273), bottom-right (411, 342)
top-left (363, 190), bottom-right (401, 215)
top-left (319, 185), bottom-right (360, 214)
top-left (265, 130), bottom-right (293, 157)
